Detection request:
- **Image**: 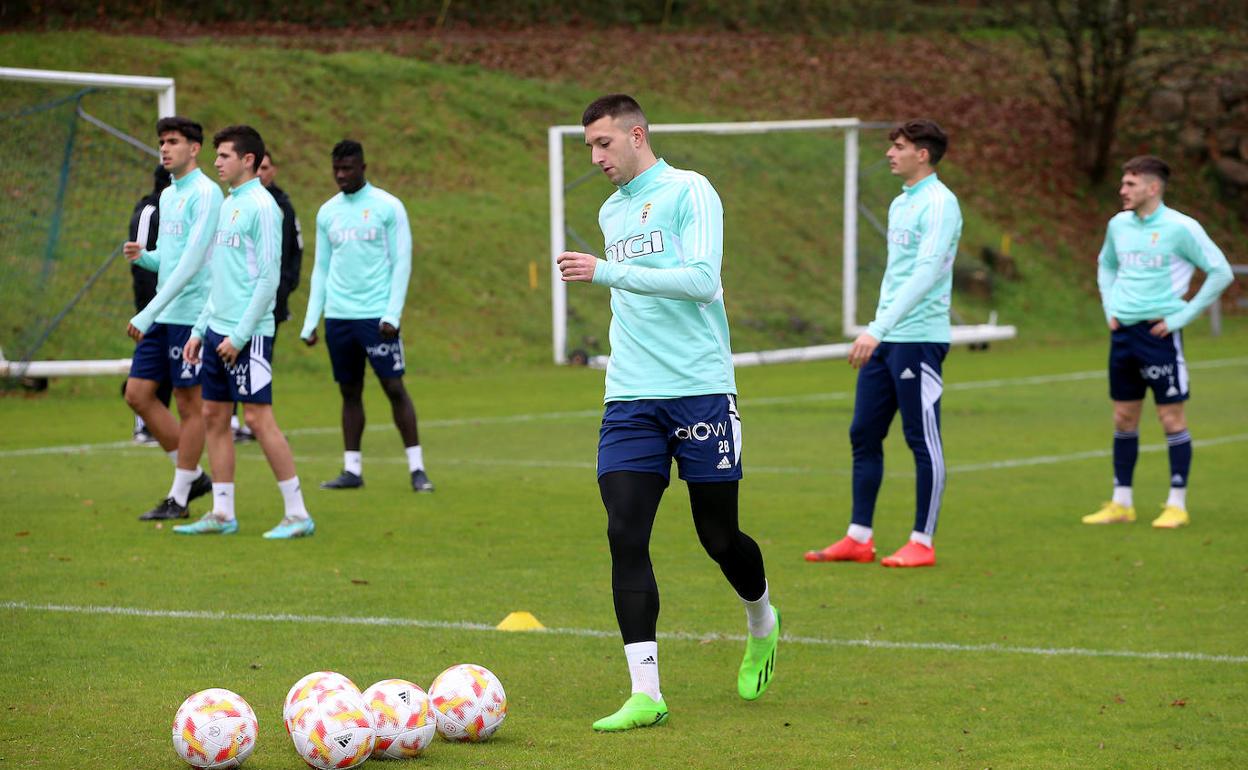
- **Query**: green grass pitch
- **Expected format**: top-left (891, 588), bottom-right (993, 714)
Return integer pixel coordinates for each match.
top-left (2, 329), bottom-right (1246, 768)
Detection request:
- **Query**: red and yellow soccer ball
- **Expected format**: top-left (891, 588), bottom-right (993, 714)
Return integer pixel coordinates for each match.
top-left (171, 688), bottom-right (258, 769)
top-left (286, 688), bottom-right (375, 769)
top-left (428, 663), bottom-right (508, 743)
top-left (362, 678), bottom-right (437, 758)
top-left (283, 671), bottom-right (362, 735)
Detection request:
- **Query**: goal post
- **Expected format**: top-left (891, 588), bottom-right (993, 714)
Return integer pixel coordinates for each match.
top-left (548, 117), bottom-right (1017, 368)
top-left (0, 67), bottom-right (175, 379)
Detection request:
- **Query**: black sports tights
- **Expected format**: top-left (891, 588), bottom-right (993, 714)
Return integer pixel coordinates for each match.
top-left (598, 471), bottom-right (767, 644)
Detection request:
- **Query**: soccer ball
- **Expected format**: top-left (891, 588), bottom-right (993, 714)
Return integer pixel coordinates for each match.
top-left (284, 671), bottom-right (361, 734)
top-left (287, 688), bottom-right (375, 769)
top-left (428, 663), bottom-right (507, 742)
top-left (171, 688), bottom-right (258, 769)
top-left (362, 678), bottom-right (437, 758)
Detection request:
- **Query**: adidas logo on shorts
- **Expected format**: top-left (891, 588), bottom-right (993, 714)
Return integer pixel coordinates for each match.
top-left (900, 368), bottom-right (916, 380)
top-left (717, 456), bottom-right (732, 470)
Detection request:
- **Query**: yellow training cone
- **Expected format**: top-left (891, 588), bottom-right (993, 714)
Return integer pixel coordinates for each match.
top-left (496, 611), bottom-right (546, 631)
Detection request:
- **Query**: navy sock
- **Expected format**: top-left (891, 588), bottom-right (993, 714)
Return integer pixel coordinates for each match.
top-left (1112, 430), bottom-right (1139, 488)
top-left (1166, 430), bottom-right (1192, 488)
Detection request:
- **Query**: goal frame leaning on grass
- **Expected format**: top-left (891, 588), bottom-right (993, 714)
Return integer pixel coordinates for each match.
top-left (0, 67), bottom-right (175, 379)
top-left (547, 117), bottom-right (1017, 367)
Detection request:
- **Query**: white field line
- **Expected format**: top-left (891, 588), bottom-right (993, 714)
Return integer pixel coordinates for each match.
top-left (1, 356), bottom-right (1244, 462)
top-left (3, 600), bottom-right (1245, 665)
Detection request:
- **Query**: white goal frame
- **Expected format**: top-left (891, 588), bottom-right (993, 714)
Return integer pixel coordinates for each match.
top-left (547, 117), bottom-right (1017, 367)
top-left (0, 67), bottom-right (175, 378)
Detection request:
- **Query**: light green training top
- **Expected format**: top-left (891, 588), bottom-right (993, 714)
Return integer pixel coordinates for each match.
top-left (300, 181), bottom-right (412, 336)
top-left (867, 173), bottom-right (963, 343)
top-left (590, 158), bottom-right (736, 401)
top-left (1097, 203), bottom-right (1232, 330)
top-left (192, 177), bottom-right (281, 347)
top-left (129, 167), bottom-right (223, 331)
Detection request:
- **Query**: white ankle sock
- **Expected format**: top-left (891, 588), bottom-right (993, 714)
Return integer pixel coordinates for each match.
top-left (909, 531), bottom-right (933, 548)
top-left (278, 477), bottom-right (309, 520)
top-left (623, 641), bottom-right (661, 701)
top-left (1166, 487), bottom-right (1187, 510)
top-left (169, 467), bottom-right (200, 506)
top-left (343, 451), bottom-right (362, 476)
top-left (847, 524), bottom-right (872, 544)
top-left (1112, 486), bottom-right (1133, 507)
top-left (739, 581), bottom-right (776, 638)
top-left (212, 483), bottom-right (235, 520)
top-left (405, 445), bottom-right (424, 472)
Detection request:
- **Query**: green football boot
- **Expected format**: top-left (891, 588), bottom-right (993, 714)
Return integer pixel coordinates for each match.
top-left (737, 606), bottom-right (780, 701)
top-left (591, 692), bottom-right (669, 732)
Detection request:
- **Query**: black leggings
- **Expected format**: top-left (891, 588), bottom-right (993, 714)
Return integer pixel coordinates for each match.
top-left (599, 471), bottom-right (766, 644)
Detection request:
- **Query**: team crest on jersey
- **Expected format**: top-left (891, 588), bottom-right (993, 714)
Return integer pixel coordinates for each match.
top-left (230, 209), bottom-right (240, 224)
top-left (1151, 232), bottom-right (1159, 244)
top-left (177, 198), bottom-right (188, 211)
top-left (362, 209), bottom-right (370, 222)
top-left (640, 202), bottom-right (652, 225)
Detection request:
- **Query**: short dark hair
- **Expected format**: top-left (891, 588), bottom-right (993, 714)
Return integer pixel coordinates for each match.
top-left (155, 116), bottom-right (203, 145)
top-left (889, 119), bottom-right (949, 166)
top-left (263, 150), bottom-right (274, 164)
top-left (151, 163), bottom-right (171, 195)
top-left (213, 125), bottom-right (265, 172)
top-left (582, 94), bottom-right (648, 130)
top-left (1122, 155), bottom-right (1170, 184)
top-left (332, 139), bottom-right (365, 162)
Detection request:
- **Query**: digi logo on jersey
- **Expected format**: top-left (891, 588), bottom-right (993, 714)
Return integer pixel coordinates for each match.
top-left (161, 221), bottom-right (186, 236)
top-left (673, 421), bottom-right (728, 442)
top-left (887, 228), bottom-right (914, 246)
top-left (329, 227), bottom-right (381, 246)
top-left (605, 230), bottom-right (664, 262)
top-left (1119, 250), bottom-right (1165, 269)
top-left (214, 231), bottom-right (242, 248)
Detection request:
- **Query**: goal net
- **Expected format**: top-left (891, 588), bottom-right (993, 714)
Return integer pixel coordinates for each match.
top-left (0, 68), bottom-right (175, 379)
top-left (547, 118), bottom-right (1016, 367)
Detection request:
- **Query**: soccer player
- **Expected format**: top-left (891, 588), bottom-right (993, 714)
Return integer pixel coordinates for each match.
top-left (1082, 155), bottom-right (1232, 529)
top-left (257, 150), bottom-right (303, 335)
top-left (125, 162), bottom-right (172, 445)
top-left (804, 119), bottom-right (962, 568)
top-left (176, 125), bottom-right (314, 539)
top-left (123, 117), bottom-right (222, 520)
top-left (299, 140), bottom-right (433, 493)
top-left (557, 94), bottom-right (779, 732)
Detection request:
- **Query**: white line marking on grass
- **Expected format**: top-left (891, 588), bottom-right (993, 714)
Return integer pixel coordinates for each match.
top-left (947, 432), bottom-right (1248, 473)
top-left (4, 601), bottom-right (1245, 665)
top-left (1, 356), bottom-right (1244, 460)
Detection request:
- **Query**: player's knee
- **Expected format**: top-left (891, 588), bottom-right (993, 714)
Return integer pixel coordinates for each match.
top-left (1158, 409), bottom-right (1186, 434)
top-left (338, 382), bottom-right (364, 404)
top-left (697, 528), bottom-right (735, 561)
top-left (849, 421), bottom-right (882, 448)
top-left (123, 382), bottom-right (149, 411)
top-left (1112, 407), bottom-right (1140, 432)
top-left (379, 376), bottom-right (408, 401)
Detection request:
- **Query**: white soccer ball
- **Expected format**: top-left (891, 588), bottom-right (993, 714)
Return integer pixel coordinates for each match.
top-left (171, 688), bottom-right (258, 769)
top-left (428, 663), bottom-right (508, 742)
top-left (284, 671), bottom-right (361, 734)
top-left (362, 678), bottom-right (437, 758)
top-left (287, 688), bottom-right (375, 769)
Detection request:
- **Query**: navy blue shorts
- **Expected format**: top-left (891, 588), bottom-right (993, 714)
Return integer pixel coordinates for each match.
top-left (325, 318), bottom-right (405, 383)
top-left (598, 394), bottom-right (743, 484)
top-left (1109, 322), bottom-right (1189, 404)
top-left (199, 328), bottom-right (274, 404)
top-left (128, 322), bottom-right (200, 387)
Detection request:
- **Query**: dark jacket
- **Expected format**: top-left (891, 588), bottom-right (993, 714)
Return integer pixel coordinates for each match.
top-left (266, 182), bottom-right (303, 325)
top-left (128, 190), bottom-right (162, 313)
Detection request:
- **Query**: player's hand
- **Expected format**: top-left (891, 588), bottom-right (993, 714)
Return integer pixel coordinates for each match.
top-left (557, 251), bottom-right (598, 283)
top-left (123, 241), bottom-right (143, 262)
top-left (1108, 317), bottom-right (1121, 331)
top-left (847, 332), bottom-right (880, 369)
top-left (126, 322), bottom-right (144, 342)
top-left (217, 337), bottom-right (240, 367)
top-left (1149, 319), bottom-right (1170, 337)
top-left (183, 337), bottom-right (202, 365)
top-left (303, 329), bottom-right (318, 347)
top-left (379, 322), bottom-right (398, 340)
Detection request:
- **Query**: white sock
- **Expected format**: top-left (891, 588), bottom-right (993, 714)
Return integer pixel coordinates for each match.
top-left (909, 531), bottom-right (933, 548)
top-left (1166, 487), bottom-right (1187, 510)
top-left (1112, 486), bottom-right (1133, 507)
top-left (169, 467), bottom-right (200, 506)
top-left (405, 445), bottom-right (424, 472)
top-left (212, 483), bottom-right (235, 520)
top-left (623, 641), bottom-right (661, 702)
top-left (740, 580), bottom-right (776, 638)
top-left (278, 476), bottom-right (309, 520)
top-left (230, 414), bottom-right (240, 431)
top-left (847, 524), bottom-right (872, 544)
top-left (135, 415), bottom-right (145, 431)
top-left (166, 450), bottom-right (178, 465)
top-left (344, 451), bottom-right (363, 477)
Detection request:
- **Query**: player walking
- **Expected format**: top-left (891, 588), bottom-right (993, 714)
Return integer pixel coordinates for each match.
top-left (124, 116), bottom-right (221, 521)
top-left (558, 94), bottom-right (780, 732)
top-left (177, 125), bottom-right (314, 539)
top-left (300, 140), bottom-right (433, 493)
top-left (1083, 155), bottom-right (1232, 529)
top-left (805, 119), bottom-right (962, 568)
